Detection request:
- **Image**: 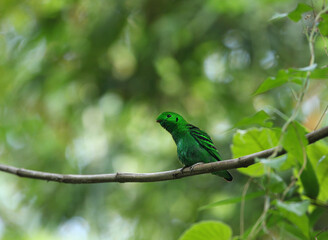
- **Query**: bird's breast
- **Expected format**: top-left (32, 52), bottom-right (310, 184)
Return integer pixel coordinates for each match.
top-left (177, 135), bottom-right (205, 166)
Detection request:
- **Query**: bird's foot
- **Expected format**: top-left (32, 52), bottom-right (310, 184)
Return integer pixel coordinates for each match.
top-left (180, 166), bottom-right (189, 174)
top-left (180, 162), bottom-right (205, 175)
top-left (190, 162), bottom-right (204, 173)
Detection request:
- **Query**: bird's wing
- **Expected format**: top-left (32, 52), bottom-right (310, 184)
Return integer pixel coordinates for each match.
top-left (186, 124), bottom-right (222, 161)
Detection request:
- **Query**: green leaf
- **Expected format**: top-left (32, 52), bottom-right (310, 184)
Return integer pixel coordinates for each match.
top-left (254, 73), bottom-right (288, 95)
top-left (200, 191), bottom-right (265, 210)
top-left (318, 14), bottom-right (328, 36)
top-left (283, 185), bottom-right (299, 200)
top-left (282, 122), bottom-right (308, 165)
top-left (276, 200), bottom-right (310, 216)
top-left (279, 155), bottom-right (298, 171)
top-left (231, 128), bottom-right (280, 177)
top-left (316, 231), bottom-right (328, 240)
top-left (234, 110), bottom-right (272, 128)
top-left (253, 69), bottom-right (304, 95)
top-left (278, 221), bottom-right (308, 239)
top-left (283, 211), bottom-right (310, 238)
top-left (178, 221), bottom-right (232, 240)
top-left (311, 67), bottom-right (328, 79)
top-left (288, 3), bottom-right (313, 22)
top-left (300, 155), bottom-right (319, 199)
top-left (274, 200), bottom-right (310, 238)
top-left (258, 155), bottom-right (287, 170)
top-left (254, 65), bottom-right (318, 95)
top-left (280, 123), bottom-right (309, 171)
top-left (266, 173), bottom-right (287, 193)
top-left (307, 142), bottom-right (328, 202)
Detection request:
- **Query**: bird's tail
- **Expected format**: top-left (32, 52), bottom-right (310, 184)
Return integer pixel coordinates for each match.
top-left (212, 170), bottom-right (233, 181)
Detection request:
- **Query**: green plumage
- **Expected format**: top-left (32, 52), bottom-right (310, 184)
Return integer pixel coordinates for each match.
top-left (156, 111), bottom-right (233, 181)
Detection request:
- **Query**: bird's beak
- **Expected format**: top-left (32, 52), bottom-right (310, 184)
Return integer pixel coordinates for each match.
top-left (156, 118), bottom-right (164, 123)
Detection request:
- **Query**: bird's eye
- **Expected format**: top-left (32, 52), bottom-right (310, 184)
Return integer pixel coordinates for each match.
top-left (167, 114), bottom-right (171, 118)
top-left (176, 118), bottom-right (178, 122)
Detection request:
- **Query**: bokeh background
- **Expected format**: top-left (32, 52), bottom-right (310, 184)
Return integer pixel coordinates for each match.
top-left (0, 0), bottom-right (327, 239)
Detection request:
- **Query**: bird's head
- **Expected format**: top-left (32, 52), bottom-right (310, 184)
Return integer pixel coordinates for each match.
top-left (156, 112), bottom-right (186, 132)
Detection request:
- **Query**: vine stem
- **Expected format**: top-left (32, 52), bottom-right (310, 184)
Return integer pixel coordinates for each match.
top-left (270, 5), bottom-right (328, 159)
top-left (240, 177), bottom-right (252, 237)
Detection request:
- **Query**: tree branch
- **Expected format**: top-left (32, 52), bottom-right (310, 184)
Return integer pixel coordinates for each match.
top-left (0, 126), bottom-right (327, 184)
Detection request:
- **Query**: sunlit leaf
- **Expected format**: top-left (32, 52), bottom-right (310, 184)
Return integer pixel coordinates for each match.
top-left (253, 69), bottom-right (303, 95)
top-left (307, 142), bottom-right (328, 201)
top-left (254, 61), bottom-right (324, 95)
top-left (234, 110), bottom-right (272, 128)
top-left (231, 128), bottom-right (280, 177)
top-left (288, 3), bottom-right (313, 22)
top-left (179, 221), bottom-right (232, 240)
top-left (254, 75), bottom-right (287, 95)
top-left (282, 122), bottom-right (308, 165)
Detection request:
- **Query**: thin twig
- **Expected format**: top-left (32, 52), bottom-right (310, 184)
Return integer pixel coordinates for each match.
top-left (315, 104), bottom-right (328, 130)
top-left (315, 226), bottom-right (328, 240)
top-left (247, 195), bottom-right (270, 240)
top-left (0, 126), bottom-right (327, 184)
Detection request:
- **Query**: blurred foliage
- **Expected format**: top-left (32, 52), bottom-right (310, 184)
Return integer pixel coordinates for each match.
top-left (0, 0), bottom-right (328, 239)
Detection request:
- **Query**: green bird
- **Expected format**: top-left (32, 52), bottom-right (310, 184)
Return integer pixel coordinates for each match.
top-left (156, 111), bottom-right (233, 181)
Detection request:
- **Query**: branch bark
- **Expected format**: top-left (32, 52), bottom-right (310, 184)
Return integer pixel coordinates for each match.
top-left (0, 126), bottom-right (327, 184)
